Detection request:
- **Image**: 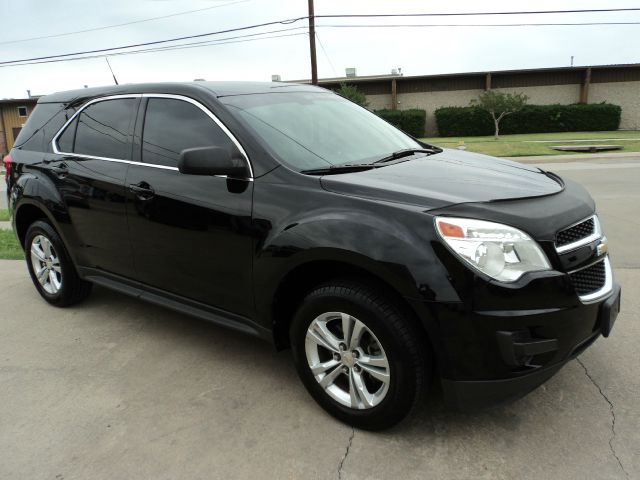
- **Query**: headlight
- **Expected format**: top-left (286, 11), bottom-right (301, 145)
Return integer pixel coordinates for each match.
top-left (435, 217), bottom-right (551, 282)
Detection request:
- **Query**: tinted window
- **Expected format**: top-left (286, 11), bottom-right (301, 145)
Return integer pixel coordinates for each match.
top-left (74, 98), bottom-right (136, 159)
top-left (56, 117), bottom-right (77, 153)
top-left (142, 98), bottom-right (235, 167)
top-left (14, 103), bottom-right (68, 152)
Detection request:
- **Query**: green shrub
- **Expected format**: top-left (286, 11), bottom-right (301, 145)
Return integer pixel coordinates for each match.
top-left (433, 106), bottom-right (493, 136)
top-left (336, 83), bottom-right (369, 107)
top-left (375, 109), bottom-right (427, 137)
top-left (434, 103), bottom-right (622, 136)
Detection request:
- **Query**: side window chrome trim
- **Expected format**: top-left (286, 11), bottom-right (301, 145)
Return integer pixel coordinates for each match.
top-left (50, 93), bottom-right (254, 179)
top-left (141, 93), bottom-right (253, 178)
top-left (51, 94), bottom-right (142, 159)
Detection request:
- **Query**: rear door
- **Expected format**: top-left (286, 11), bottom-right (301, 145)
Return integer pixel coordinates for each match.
top-left (125, 95), bottom-right (254, 317)
top-left (51, 95), bottom-right (139, 277)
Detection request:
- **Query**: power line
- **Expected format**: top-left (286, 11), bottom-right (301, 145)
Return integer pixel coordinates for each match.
top-left (4, 8), bottom-right (640, 66)
top-left (315, 8), bottom-right (640, 19)
top-left (314, 31), bottom-right (337, 77)
top-left (3, 20), bottom-right (638, 69)
top-left (3, 8), bottom-right (640, 67)
top-left (1, 27), bottom-right (308, 67)
top-left (318, 22), bottom-right (640, 28)
top-left (0, 0), bottom-right (249, 46)
top-left (0, 31), bottom-right (308, 68)
top-left (0, 15), bottom-right (309, 66)
top-left (4, 18), bottom-right (636, 70)
top-left (5, 6), bottom-right (637, 48)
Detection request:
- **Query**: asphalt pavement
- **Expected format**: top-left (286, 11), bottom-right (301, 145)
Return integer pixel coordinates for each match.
top-left (0, 157), bottom-right (638, 479)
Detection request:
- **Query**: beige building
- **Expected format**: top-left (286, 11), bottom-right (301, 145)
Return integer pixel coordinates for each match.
top-left (299, 64), bottom-right (640, 136)
top-left (0, 98), bottom-right (38, 155)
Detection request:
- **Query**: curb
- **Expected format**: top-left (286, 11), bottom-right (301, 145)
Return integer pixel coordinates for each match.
top-left (503, 152), bottom-right (640, 164)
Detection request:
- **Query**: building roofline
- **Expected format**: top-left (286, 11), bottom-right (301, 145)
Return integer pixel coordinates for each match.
top-left (288, 63), bottom-right (640, 85)
top-left (0, 97), bottom-right (40, 104)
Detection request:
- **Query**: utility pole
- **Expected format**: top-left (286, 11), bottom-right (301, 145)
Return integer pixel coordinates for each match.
top-left (308, 0), bottom-right (318, 85)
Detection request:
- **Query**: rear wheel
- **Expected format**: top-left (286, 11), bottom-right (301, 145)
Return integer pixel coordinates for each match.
top-left (25, 220), bottom-right (92, 307)
top-left (290, 280), bottom-right (429, 430)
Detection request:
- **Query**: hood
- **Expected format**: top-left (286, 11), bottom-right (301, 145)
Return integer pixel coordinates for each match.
top-left (320, 149), bottom-right (563, 209)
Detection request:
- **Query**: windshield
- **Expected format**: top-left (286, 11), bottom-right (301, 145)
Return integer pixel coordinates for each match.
top-left (221, 92), bottom-right (423, 171)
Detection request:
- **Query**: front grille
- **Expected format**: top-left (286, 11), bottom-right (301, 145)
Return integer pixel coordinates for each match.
top-left (569, 260), bottom-right (606, 296)
top-left (556, 218), bottom-right (595, 247)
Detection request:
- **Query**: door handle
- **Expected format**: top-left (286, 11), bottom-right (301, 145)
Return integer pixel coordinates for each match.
top-left (129, 182), bottom-right (155, 199)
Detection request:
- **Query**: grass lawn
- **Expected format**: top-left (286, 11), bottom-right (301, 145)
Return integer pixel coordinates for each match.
top-left (0, 229), bottom-right (23, 260)
top-left (0, 209), bottom-right (10, 221)
top-left (420, 131), bottom-right (640, 157)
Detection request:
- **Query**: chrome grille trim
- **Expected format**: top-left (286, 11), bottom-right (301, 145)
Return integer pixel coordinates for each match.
top-left (569, 256), bottom-right (613, 303)
top-left (555, 215), bottom-right (601, 254)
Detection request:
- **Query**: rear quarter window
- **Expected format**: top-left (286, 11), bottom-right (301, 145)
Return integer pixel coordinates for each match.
top-left (14, 103), bottom-right (72, 153)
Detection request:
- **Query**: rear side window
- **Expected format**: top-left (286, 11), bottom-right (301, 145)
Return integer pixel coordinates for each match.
top-left (72, 98), bottom-right (137, 160)
top-left (142, 98), bottom-right (235, 167)
top-left (14, 103), bottom-right (70, 152)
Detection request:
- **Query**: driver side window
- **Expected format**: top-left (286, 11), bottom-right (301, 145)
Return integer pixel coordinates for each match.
top-left (142, 98), bottom-right (235, 167)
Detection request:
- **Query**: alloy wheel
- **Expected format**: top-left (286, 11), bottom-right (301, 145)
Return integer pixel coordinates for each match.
top-left (305, 311), bottom-right (390, 409)
top-left (30, 234), bottom-right (62, 295)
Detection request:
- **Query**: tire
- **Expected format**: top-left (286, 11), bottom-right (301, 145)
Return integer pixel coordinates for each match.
top-left (25, 220), bottom-right (92, 307)
top-left (290, 280), bottom-right (430, 430)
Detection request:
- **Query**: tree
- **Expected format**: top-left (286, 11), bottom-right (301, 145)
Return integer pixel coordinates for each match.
top-left (471, 91), bottom-right (528, 139)
top-left (337, 83), bottom-right (369, 107)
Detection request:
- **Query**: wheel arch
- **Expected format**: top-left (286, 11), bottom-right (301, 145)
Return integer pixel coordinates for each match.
top-left (13, 199), bottom-right (81, 269)
top-left (14, 201), bottom-right (56, 248)
top-left (270, 258), bottom-right (434, 356)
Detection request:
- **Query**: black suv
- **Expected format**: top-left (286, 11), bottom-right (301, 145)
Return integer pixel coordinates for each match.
top-left (4, 82), bottom-right (621, 430)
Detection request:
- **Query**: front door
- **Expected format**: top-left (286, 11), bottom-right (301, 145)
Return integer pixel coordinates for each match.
top-left (125, 96), bottom-right (254, 317)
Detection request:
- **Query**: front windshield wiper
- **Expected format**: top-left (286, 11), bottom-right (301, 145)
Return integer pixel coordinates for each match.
top-left (300, 163), bottom-right (378, 175)
top-left (373, 147), bottom-right (441, 164)
top-left (300, 146), bottom-right (443, 175)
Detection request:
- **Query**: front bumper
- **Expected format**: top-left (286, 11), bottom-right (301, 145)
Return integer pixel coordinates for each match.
top-left (439, 283), bottom-right (621, 410)
top-left (410, 278), bottom-right (621, 410)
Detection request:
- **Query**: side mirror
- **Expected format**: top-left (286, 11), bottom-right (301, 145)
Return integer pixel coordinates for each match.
top-left (178, 146), bottom-right (250, 178)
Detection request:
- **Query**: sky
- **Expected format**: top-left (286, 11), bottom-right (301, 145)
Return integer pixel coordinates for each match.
top-left (1, 0), bottom-right (639, 99)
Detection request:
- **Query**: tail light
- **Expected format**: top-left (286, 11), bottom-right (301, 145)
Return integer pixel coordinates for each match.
top-left (3, 154), bottom-right (11, 182)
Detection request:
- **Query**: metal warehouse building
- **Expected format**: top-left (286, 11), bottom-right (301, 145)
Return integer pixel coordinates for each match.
top-left (301, 63), bottom-right (640, 136)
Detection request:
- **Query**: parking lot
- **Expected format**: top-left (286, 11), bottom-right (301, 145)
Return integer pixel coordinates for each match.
top-left (1, 157), bottom-right (638, 479)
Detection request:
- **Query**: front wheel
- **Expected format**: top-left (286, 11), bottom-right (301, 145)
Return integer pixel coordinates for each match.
top-left (290, 280), bottom-right (429, 430)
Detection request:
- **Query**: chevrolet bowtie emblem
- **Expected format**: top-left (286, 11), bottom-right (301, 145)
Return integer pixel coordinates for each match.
top-left (597, 237), bottom-right (609, 256)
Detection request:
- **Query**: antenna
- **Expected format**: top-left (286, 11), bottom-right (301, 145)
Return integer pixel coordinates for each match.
top-left (105, 57), bottom-right (119, 85)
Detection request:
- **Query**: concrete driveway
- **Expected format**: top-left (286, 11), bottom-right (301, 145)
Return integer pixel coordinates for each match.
top-left (1, 158), bottom-right (639, 479)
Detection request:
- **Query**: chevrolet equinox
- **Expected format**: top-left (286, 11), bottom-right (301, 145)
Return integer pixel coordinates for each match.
top-left (4, 82), bottom-right (621, 430)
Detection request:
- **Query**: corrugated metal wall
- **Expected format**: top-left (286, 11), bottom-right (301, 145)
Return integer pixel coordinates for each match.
top-left (592, 66), bottom-right (640, 83)
top-left (491, 70), bottom-right (582, 88)
top-left (318, 65), bottom-right (640, 98)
